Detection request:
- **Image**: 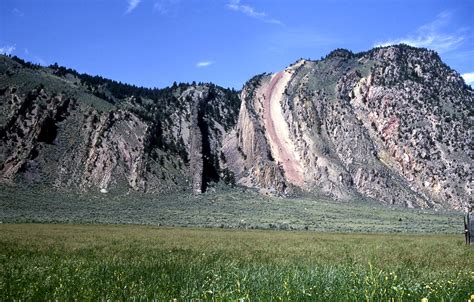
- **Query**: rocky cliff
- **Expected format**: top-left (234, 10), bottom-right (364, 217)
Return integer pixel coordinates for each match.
top-left (223, 45), bottom-right (472, 210)
top-left (1, 44), bottom-right (472, 210)
top-left (0, 55), bottom-right (240, 195)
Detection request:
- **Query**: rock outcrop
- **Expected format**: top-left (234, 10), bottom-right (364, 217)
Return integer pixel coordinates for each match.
top-left (0, 44), bottom-right (472, 210)
top-left (224, 45), bottom-right (472, 210)
top-left (0, 56), bottom-right (240, 195)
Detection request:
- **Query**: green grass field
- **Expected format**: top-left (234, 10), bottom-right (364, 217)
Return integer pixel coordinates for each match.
top-left (0, 224), bottom-right (472, 301)
top-left (0, 186), bottom-right (465, 234)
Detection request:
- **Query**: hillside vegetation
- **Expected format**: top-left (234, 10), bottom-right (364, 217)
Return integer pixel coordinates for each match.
top-left (0, 185), bottom-right (464, 234)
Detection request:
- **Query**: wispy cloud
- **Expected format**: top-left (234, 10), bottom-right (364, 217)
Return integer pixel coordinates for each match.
top-left (22, 48), bottom-right (46, 65)
top-left (125, 0), bottom-right (141, 14)
top-left (12, 8), bottom-right (24, 17)
top-left (462, 72), bottom-right (474, 86)
top-left (266, 28), bottom-right (337, 53)
top-left (227, 0), bottom-right (282, 25)
top-left (196, 61), bottom-right (213, 68)
top-left (33, 56), bottom-right (47, 66)
top-left (154, 0), bottom-right (180, 14)
top-left (375, 12), bottom-right (465, 53)
top-left (0, 45), bottom-right (16, 55)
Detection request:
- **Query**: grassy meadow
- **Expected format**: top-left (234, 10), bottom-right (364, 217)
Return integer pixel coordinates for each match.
top-left (0, 185), bottom-right (465, 234)
top-left (0, 224), bottom-right (472, 301)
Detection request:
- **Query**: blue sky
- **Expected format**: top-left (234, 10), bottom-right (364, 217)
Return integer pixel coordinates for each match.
top-left (1, 0), bottom-right (473, 88)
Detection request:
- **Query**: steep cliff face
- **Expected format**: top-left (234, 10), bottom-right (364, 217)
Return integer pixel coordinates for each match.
top-left (1, 45), bottom-right (472, 210)
top-left (0, 56), bottom-right (240, 194)
top-left (225, 45), bottom-right (472, 210)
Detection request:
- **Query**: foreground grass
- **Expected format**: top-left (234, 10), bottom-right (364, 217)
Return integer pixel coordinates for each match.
top-left (0, 224), bottom-right (472, 301)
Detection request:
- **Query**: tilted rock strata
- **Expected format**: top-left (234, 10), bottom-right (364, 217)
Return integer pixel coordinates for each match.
top-left (0, 45), bottom-right (472, 210)
top-left (226, 46), bottom-right (472, 210)
top-left (0, 56), bottom-right (239, 194)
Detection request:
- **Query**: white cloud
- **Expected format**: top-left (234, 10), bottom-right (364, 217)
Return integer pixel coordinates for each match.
top-left (12, 8), bottom-right (24, 17)
top-left (154, 0), bottom-right (180, 14)
top-left (227, 0), bottom-right (282, 25)
top-left (462, 72), bottom-right (474, 86)
top-left (375, 12), bottom-right (465, 53)
top-left (267, 28), bottom-right (337, 53)
top-left (227, 1), bottom-right (265, 18)
top-left (126, 0), bottom-right (141, 14)
top-left (196, 61), bottom-right (213, 68)
top-left (34, 56), bottom-right (47, 66)
top-left (0, 45), bottom-right (16, 55)
top-left (21, 48), bottom-right (46, 65)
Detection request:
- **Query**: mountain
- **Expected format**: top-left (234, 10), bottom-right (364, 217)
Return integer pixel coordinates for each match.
top-left (223, 45), bottom-right (472, 210)
top-left (0, 44), bottom-right (472, 210)
top-left (0, 55), bottom-right (240, 195)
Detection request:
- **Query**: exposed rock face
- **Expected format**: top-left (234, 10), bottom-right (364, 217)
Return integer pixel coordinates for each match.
top-left (0, 56), bottom-right (239, 195)
top-left (0, 44), bottom-right (472, 210)
top-left (224, 46), bottom-right (472, 210)
top-left (79, 110), bottom-right (149, 191)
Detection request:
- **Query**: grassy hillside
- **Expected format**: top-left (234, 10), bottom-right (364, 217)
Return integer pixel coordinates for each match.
top-left (0, 224), bottom-right (472, 301)
top-left (0, 185), bottom-right (464, 233)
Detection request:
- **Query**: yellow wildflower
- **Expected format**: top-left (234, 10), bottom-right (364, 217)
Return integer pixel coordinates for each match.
top-left (421, 298), bottom-right (428, 302)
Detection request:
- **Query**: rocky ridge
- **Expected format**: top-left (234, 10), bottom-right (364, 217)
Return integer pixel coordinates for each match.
top-left (0, 44), bottom-right (472, 210)
top-left (0, 56), bottom-right (239, 195)
top-left (224, 46), bottom-right (472, 210)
